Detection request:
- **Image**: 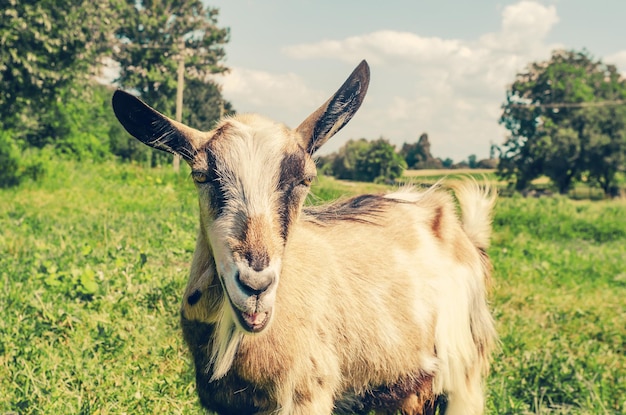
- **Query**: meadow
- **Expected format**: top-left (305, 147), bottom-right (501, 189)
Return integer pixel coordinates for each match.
top-left (0, 160), bottom-right (624, 414)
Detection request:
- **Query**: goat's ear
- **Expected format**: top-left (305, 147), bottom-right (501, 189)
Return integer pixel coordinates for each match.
top-left (111, 90), bottom-right (201, 162)
top-left (296, 60), bottom-right (370, 154)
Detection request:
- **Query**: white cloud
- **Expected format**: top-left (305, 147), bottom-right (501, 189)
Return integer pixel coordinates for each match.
top-left (218, 67), bottom-right (325, 126)
top-left (220, 67), bottom-right (320, 107)
top-left (491, 0), bottom-right (559, 52)
top-left (284, 1), bottom-right (559, 68)
top-left (283, 31), bottom-right (467, 66)
top-left (218, 1), bottom-right (565, 161)
top-left (279, 1), bottom-right (562, 160)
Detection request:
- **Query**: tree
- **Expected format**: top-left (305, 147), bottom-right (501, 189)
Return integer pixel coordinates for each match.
top-left (0, 1), bottom-right (121, 136)
top-left (400, 133), bottom-right (443, 169)
top-left (400, 140), bottom-right (423, 168)
top-left (440, 158), bottom-right (454, 168)
top-left (330, 138), bottom-right (372, 180)
top-left (583, 106), bottom-right (626, 196)
top-left (46, 83), bottom-right (115, 161)
top-left (499, 49), bottom-right (626, 195)
top-left (0, 1), bottom-right (124, 186)
top-left (354, 138), bottom-right (407, 183)
top-left (184, 78), bottom-right (235, 131)
top-left (326, 138), bottom-right (406, 183)
top-left (468, 154), bottom-right (477, 169)
top-left (114, 0), bottom-right (229, 116)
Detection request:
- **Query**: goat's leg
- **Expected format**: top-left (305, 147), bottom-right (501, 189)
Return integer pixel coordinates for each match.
top-left (371, 393), bottom-right (437, 415)
top-left (292, 393), bottom-right (335, 415)
top-left (266, 390), bottom-right (334, 415)
top-left (269, 371), bottom-right (337, 415)
top-left (398, 393), bottom-right (434, 415)
top-left (440, 364), bottom-right (484, 415)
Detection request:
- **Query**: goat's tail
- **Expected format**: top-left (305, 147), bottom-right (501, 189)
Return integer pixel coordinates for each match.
top-left (449, 179), bottom-right (498, 414)
top-left (453, 179), bottom-right (496, 251)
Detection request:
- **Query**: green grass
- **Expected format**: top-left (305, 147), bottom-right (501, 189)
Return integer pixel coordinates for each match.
top-left (401, 169), bottom-right (626, 200)
top-left (1, 161), bottom-right (624, 414)
top-left (400, 169), bottom-right (499, 188)
top-left (488, 196), bottom-right (625, 414)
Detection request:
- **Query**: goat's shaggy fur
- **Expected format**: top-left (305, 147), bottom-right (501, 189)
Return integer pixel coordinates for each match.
top-left (112, 61), bottom-right (497, 415)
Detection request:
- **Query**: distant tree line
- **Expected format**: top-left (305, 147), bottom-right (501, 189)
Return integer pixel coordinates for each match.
top-left (320, 49), bottom-right (626, 197)
top-left (1, 0), bottom-right (233, 187)
top-left (1, 3), bottom-right (624, 199)
top-left (317, 133), bottom-right (495, 184)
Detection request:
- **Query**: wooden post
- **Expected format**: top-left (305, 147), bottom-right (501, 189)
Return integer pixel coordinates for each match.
top-left (173, 42), bottom-right (185, 172)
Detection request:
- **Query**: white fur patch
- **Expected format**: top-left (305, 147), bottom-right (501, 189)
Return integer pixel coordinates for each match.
top-left (209, 303), bottom-right (244, 381)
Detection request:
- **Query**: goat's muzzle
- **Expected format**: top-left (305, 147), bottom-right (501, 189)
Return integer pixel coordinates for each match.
top-left (222, 265), bottom-right (278, 333)
top-left (236, 269), bottom-right (275, 296)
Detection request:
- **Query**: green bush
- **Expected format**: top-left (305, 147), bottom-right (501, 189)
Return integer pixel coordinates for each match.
top-left (354, 138), bottom-right (407, 183)
top-left (0, 130), bottom-right (49, 188)
top-left (323, 138), bottom-right (406, 183)
top-left (48, 85), bottom-right (113, 161)
top-left (0, 130), bottom-right (21, 188)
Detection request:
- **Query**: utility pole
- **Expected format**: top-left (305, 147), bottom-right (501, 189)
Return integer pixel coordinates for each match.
top-left (173, 39), bottom-right (185, 173)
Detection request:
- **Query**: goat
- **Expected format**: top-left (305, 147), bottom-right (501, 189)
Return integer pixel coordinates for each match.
top-left (111, 60), bottom-right (497, 415)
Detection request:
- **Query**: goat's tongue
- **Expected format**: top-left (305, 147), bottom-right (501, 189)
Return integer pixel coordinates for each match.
top-left (243, 311), bottom-right (267, 326)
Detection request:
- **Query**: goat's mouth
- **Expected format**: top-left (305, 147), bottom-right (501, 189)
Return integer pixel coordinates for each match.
top-left (216, 267), bottom-right (277, 334)
top-left (234, 308), bottom-right (272, 333)
top-left (219, 280), bottom-right (273, 333)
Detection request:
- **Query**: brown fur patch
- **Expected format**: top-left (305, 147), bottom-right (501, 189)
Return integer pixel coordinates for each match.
top-left (294, 388), bottom-right (313, 405)
top-left (304, 194), bottom-right (404, 225)
top-left (196, 146), bottom-right (227, 214)
top-left (398, 392), bottom-right (435, 415)
top-left (210, 121), bottom-right (232, 142)
top-left (430, 206), bottom-right (444, 240)
top-left (236, 216), bottom-right (272, 271)
top-left (278, 151), bottom-right (306, 188)
top-left (336, 372), bottom-right (436, 415)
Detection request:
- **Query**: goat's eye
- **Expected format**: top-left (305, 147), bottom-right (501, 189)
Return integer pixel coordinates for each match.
top-left (299, 177), bottom-right (313, 187)
top-left (192, 171), bottom-right (209, 184)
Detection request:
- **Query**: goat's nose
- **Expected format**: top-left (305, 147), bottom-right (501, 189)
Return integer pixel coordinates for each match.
top-left (236, 269), bottom-right (275, 295)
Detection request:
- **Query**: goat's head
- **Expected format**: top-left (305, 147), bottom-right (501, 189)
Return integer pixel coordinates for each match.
top-left (112, 61), bottom-right (370, 334)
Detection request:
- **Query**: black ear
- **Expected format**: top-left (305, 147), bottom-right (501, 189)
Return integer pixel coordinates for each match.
top-left (296, 60), bottom-right (370, 154)
top-left (111, 90), bottom-right (199, 162)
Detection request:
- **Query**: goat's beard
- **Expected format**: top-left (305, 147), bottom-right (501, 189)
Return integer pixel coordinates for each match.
top-left (209, 301), bottom-right (244, 381)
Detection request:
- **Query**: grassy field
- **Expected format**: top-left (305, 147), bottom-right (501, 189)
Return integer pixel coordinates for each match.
top-left (1, 161), bottom-right (624, 414)
top-left (402, 169), bottom-right (625, 200)
top-left (403, 168), bottom-right (497, 177)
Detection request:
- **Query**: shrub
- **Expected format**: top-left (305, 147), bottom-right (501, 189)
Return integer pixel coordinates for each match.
top-left (0, 130), bottom-right (49, 188)
top-left (325, 138), bottom-right (406, 183)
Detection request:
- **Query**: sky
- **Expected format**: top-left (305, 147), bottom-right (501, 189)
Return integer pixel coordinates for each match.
top-left (206, 0), bottom-right (626, 161)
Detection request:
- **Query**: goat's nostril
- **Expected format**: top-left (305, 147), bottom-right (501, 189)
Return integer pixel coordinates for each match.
top-left (236, 270), bottom-right (274, 295)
